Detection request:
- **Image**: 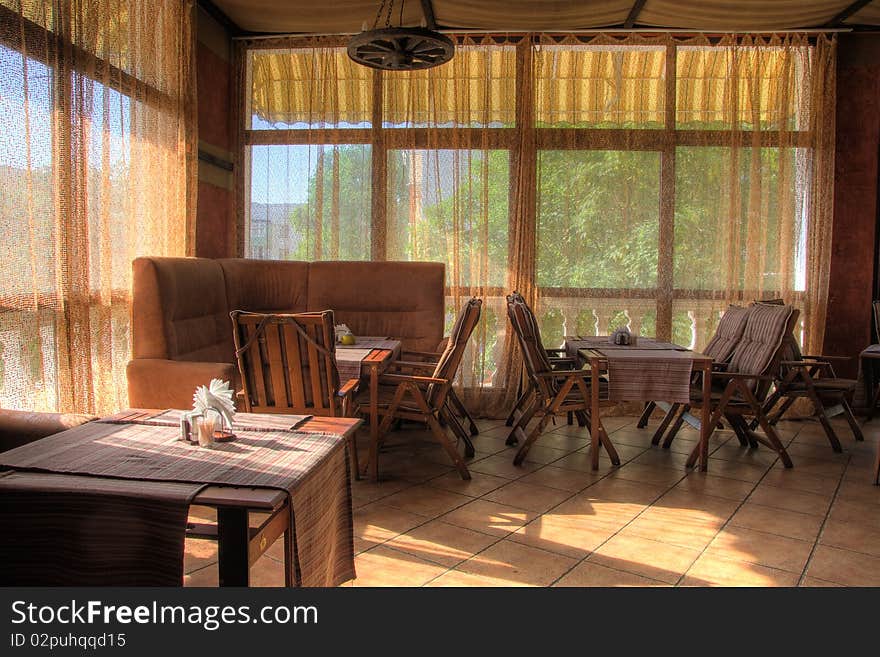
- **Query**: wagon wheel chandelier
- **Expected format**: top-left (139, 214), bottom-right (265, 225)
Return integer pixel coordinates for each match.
top-left (347, 0), bottom-right (454, 71)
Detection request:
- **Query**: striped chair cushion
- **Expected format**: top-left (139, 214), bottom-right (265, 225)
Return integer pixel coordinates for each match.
top-left (728, 303), bottom-right (794, 376)
top-left (755, 301), bottom-right (803, 373)
top-left (703, 305), bottom-right (751, 362)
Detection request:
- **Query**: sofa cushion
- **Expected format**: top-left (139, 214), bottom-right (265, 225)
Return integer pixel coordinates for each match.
top-left (133, 257), bottom-right (232, 363)
top-left (219, 258), bottom-right (310, 314)
top-left (307, 261), bottom-right (445, 352)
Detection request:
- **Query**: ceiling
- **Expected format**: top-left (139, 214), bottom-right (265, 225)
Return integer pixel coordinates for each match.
top-left (207, 0), bottom-right (880, 35)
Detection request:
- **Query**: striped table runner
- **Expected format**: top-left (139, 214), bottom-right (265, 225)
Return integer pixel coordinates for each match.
top-left (335, 337), bottom-right (401, 383)
top-left (0, 418), bottom-right (355, 587)
top-left (565, 337), bottom-right (696, 404)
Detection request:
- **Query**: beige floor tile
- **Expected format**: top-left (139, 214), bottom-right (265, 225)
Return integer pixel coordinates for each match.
top-left (384, 520), bottom-right (498, 568)
top-left (836, 479), bottom-right (880, 505)
top-left (747, 484), bottom-right (833, 517)
top-left (351, 546), bottom-right (448, 587)
top-left (248, 555), bottom-right (287, 587)
top-left (536, 431), bottom-right (589, 452)
top-left (819, 519), bottom-right (880, 558)
top-left (379, 484), bottom-right (473, 518)
top-left (758, 468), bottom-right (841, 496)
top-left (555, 561), bottom-right (670, 587)
top-left (350, 478), bottom-right (413, 508)
top-left (631, 449), bottom-right (692, 471)
top-left (467, 454), bottom-right (542, 479)
top-left (705, 526), bottom-right (813, 574)
top-left (729, 502), bottom-right (824, 542)
top-left (517, 443), bottom-right (572, 465)
top-left (183, 565), bottom-right (217, 587)
top-left (456, 539), bottom-right (577, 586)
top-left (509, 513), bottom-right (617, 558)
top-left (551, 451), bottom-right (620, 474)
top-left (827, 498), bottom-right (880, 531)
top-left (607, 463), bottom-right (688, 487)
top-left (799, 576), bottom-right (842, 587)
top-left (705, 457), bottom-right (770, 483)
top-left (588, 533), bottom-right (701, 584)
top-left (518, 465), bottom-right (604, 492)
top-left (353, 502), bottom-right (427, 546)
top-left (483, 480), bottom-right (574, 513)
top-left (673, 472), bottom-right (756, 501)
top-left (804, 544), bottom-right (880, 587)
top-left (682, 553), bottom-right (799, 587)
top-left (774, 455), bottom-right (846, 478)
top-left (184, 537), bottom-right (218, 573)
top-left (426, 469), bottom-right (510, 496)
top-left (440, 499), bottom-right (538, 537)
top-left (425, 568), bottom-right (532, 587)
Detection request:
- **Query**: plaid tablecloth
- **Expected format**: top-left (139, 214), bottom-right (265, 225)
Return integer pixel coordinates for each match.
top-left (335, 337), bottom-right (402, 383)
top-left (0, 413), bottom-right (355, 587)
top-left (565, 337), bottom-right (697, 404)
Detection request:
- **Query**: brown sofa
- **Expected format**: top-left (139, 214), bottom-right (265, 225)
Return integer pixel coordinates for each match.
top-left (127, 257), bottom-right (446, 409)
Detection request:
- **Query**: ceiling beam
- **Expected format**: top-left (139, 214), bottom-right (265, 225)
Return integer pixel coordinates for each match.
top-left (198, 0), bottom-right (245, 36)
top-left (624, 0), bottom-right (648, 29)
top-left (825, 0), bottom-right (875, 26)
top-left (420, 0), bottom-right (438, 29)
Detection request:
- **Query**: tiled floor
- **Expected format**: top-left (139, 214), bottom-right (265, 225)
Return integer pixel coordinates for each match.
top-left (183, 413), bottom-right (880, 587)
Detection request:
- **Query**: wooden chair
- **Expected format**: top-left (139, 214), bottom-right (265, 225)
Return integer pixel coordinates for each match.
top-left (504, 292), bottom-right (586, 430)
top-left (356, 298), bottom-right (483, 480)
top-left (506, 293), bottom-right (619, 468)
top-left (638, 304), bottom-right (751, 445)
top-left (656, 303), bottom-right (799, 468)
top-left (874, 300), bottom-right (880, 344)
top-left (230, 310), bottom-right (361, 478)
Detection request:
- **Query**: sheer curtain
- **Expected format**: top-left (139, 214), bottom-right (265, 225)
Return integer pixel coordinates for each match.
top-left (0, 0), bottom-right (196, 414)
top-left (242, 33), bottom-right (836, 418)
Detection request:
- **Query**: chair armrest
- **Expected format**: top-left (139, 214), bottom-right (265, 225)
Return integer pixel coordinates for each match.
top-left (337, 378), bottom-right (360, 397)
top-left (126, 359), bottom-right (236, 409)
top-left (802, 354), bottom-right (850, 362)
top-left (400, 350), bottom-right (445, 360)
top-left (712, 371), bottom-right (776, 383)
top-left (378, 373), bottom-right (449, 386)
top-left (545, 348), bottom-right (568, 355)
top-left (393, 360), bottom-right (437, 372)
top-left (0, 410), bottom-right (98, 452)
top-left (536, 369), bottom-right (592, 379)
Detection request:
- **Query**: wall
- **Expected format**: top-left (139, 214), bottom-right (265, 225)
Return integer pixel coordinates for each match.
top-left (195, 6), bottom-right (236, 258)
top-left (823, 33), bottom-right (880, 378)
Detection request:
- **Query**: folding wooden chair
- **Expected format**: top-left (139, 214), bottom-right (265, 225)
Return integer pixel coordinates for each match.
top-left (355, 298), bottom-right (483, 480)
top-left (656, 304), bottom-right (799, 468)
top-left (506, 293), bottom-right (619, 468)
top-left (638, 304), bottom-right (751, 445)
top-left (230, 310), bottom-right (361, 478)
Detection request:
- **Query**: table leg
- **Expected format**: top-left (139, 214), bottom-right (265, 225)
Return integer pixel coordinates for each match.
top-left (590, 355), bottom-right (601, 471)
top-left (699, 361), bottom-right (711, 472)
top-left (217, 507), bottom-right (249, 587)
top-left (368, 361), bottom-right (380, 482)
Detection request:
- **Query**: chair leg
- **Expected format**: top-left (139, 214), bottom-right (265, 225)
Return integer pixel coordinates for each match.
top-left (726, 413), bottom-right (751, 447)
top-left (441, 406), bottom-right (475, 457)
top-left (814, 404), bottom-right (844, 453)
top-left (661, 405), bottom-right (689, 449)
top-left (651, 403), bottom-right (680, 446)
top-left (507, 395), bottom-right (538, 446)
top-left (348, 435), bottom-right (361, 481)
top-left (597, 424), bottom-right (620, 465)
top-left (575, 410), bottom-right (590, 429)
top-left (426, 413), bottom-right (471, 480)
top-left (505, 387), bottom-right (531, 427)
top-left (841, 398), bottom-right (865, 442)
top-left (638, 401), bottom-right (656, 428)
top-left (513, 413), bottom-right (553, 466)
top-left (874, 442), bottom-right (880, 485)
top-left (448, 389), bottom-right (479, 437)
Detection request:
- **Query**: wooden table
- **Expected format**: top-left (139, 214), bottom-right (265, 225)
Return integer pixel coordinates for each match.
top-left (363, 348), bottom-right (397, 482)
top-left (0, 412), bottom-right (361, 587)
top-left (575, 343), bottom-right (714, 471)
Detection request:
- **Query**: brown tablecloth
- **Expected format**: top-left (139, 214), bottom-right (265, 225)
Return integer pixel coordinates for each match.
top-left (0, 415), bottom-right (355, 587)
top-left (335, 337), bottom-right (402, 383)
top-left (565, 337), bottom-right (697, 404)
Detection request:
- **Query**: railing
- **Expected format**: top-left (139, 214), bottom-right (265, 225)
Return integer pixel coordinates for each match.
top-left (450, 293), bottom-right (806, 390)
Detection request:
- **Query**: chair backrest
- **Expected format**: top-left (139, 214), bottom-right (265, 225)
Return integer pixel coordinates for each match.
top-left (230, 310), bottom-right (342, 416)
top-left (727, 303), bottom-right (799, 397)
top-left (427, 298), bottom-right (482, 407)
top-left (703, 305), bottom-right (751, 363)
top-left (506, 293), bottom-right (556, 398)
top-left (755, 300), bottom-right (804, 375)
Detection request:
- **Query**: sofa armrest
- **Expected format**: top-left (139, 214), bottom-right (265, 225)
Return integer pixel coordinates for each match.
top-left (0, 410), bottom-right (97, 452)
top-left (127, 359), bottom-right (236, 410)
